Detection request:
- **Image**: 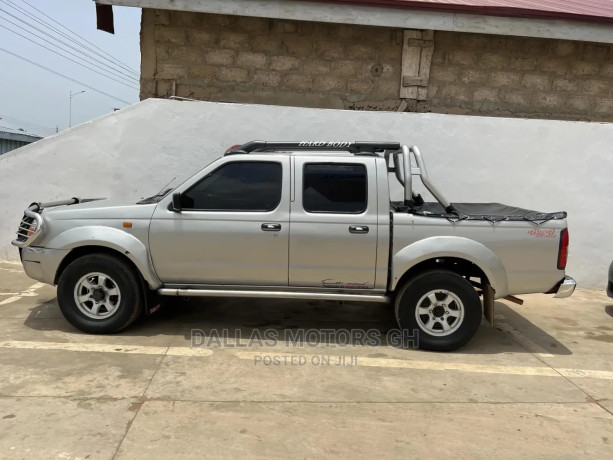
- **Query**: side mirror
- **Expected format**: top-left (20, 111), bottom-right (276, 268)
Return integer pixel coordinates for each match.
top-left (172, 193), bottom-right (182, 212)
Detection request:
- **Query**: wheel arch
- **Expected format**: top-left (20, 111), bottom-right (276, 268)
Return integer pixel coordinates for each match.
top-left (48, 226), bottom-right (161, 289)
top-left (390, 236), bottom-right (508, 298)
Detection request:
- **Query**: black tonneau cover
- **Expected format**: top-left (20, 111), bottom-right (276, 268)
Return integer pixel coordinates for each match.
top-left (397, 202), bottom-right (567, 224)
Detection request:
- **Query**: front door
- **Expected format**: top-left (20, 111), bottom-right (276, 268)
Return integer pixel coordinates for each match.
top-left (149, 157), bottom-right (290, 285)
top-left (289, 157), bottom-right (379, 289)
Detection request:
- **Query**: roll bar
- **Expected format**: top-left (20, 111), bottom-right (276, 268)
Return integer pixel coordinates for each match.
top-left (387, 145), bottom-right (453, 213)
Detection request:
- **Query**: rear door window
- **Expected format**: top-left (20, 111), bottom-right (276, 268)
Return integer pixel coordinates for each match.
top-left (303, 163), bottom-right (367, 213)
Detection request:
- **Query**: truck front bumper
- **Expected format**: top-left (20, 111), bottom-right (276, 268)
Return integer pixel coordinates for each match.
top-left (553, 276), bottom-right (577, 298)
top-left (20, 247), bottom-right (68, 286)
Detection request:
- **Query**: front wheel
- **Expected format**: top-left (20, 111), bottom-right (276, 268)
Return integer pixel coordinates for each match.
top-left (394, 270), bottom-right (482, 351)
top-left (57, 253), bottom-right (143, 334)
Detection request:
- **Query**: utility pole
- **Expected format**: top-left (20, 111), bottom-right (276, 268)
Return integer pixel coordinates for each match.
top-left (69, 90), bottom-right (85, 128)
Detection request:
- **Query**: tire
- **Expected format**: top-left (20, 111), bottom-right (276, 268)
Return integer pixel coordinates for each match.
top-left (394, 270), bottom-right (482, 351)
top-left (57, 253), bottom-right (143, 334)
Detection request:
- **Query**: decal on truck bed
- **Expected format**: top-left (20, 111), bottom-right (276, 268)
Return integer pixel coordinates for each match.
top-left (528, 228), bottom-right (556, 238)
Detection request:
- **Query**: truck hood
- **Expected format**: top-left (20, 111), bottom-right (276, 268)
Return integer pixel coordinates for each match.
top-left (41, 199), bottom-right (158, 221)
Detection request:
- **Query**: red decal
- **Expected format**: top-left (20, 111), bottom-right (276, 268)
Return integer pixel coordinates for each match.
top-left (528, 228), bottom-right (556, 238)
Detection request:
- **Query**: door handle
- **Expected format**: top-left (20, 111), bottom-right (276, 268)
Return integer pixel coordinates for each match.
top-left (262, 223), bottom-right (281, 231)
top-left (349, 225), bottom-right (369, 234)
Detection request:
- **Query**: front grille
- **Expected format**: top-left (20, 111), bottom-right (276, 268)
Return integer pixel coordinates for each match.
top-left (12, 207), bottom-right (43, 248)
top-left (15, 214), bottom-right (36, 243)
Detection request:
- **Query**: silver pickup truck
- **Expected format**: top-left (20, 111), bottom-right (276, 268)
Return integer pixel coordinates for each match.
top-left (12, 141), bottom-right (575, 351)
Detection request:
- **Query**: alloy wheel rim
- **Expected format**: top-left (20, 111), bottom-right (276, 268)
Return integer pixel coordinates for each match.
top-left (73, 272), bottom-right (121, 319)
top-left (415, 289), bottom-right (464, 337)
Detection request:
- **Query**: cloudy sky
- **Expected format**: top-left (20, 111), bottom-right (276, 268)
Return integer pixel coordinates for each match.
top-left (0, 0), bottom-right (140, 136)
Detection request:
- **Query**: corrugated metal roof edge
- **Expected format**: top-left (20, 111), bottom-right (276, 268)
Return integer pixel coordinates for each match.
top-left (0, 130), bottom-right (43, 143)
top-left (306, 0), bottom-right (613, 24)
top-left (96, 0), bottom-right (613, 44)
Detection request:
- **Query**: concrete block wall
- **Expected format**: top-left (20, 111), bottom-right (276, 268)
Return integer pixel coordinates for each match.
top-left (141, 8), bottom-right (613, 121)
top-left (142, 9), bottom-right (403, 110)
top-left (429, 32), bottom-right (613, 120)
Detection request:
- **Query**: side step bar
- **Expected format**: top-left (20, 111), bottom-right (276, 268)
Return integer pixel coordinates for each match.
top-left (158, 288), bottom-right (390, 304)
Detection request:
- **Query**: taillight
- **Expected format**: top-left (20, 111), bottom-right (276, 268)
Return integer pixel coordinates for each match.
top-left (557, 228), bottom-right (569, 270)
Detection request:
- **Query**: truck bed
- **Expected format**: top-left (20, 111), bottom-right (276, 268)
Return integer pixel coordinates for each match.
top-left (392, 202), bottom-right (567, 224)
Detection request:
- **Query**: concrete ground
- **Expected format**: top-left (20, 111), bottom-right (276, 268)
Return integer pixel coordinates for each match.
top-left (0, 261), bottom-right (612, 459)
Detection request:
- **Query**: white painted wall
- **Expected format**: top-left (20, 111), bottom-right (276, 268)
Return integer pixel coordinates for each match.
top-left (0, 99), bottom-right (611, 289)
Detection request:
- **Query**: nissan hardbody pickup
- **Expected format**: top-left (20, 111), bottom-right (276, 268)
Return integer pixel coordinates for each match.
top-left (12, 141), bottom-right (576, 350)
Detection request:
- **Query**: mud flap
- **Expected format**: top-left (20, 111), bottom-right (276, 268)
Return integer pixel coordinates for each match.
top-left (142, 286), bottom-right (164, 317)
top-left (482, 283), bottom-right (495, 327)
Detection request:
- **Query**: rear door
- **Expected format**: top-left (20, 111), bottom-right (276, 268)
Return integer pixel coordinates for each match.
top-left (289, 157), bottom-right (379, 289)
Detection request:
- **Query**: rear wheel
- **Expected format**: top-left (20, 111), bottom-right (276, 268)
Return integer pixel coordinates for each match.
top-left (394, 270), bottom-right (482, 351)
top-left (57, 253), bottom-right (143, 334)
